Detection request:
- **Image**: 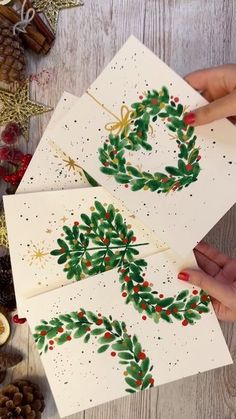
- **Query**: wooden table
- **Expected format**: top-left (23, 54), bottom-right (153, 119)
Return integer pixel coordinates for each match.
top-left (4, 1), bottom-right (236, 418)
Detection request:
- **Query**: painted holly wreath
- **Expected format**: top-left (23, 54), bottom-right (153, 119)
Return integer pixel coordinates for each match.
top-left (99, 87), bottom-right (201, 193)
top-left (33, 200), bottom-right (211, 394)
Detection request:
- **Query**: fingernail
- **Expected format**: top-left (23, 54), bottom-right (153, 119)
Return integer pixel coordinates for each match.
top-left (178, 271), bottom-right (190, 281)
top-left (184, 112), bottom-right (196, 125)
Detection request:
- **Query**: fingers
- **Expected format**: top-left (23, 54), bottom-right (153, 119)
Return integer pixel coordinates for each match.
top-left (184, 68), bottom-right (216, 92)
top-left (194, 248), bottom-right (220, 277)
top-left (194, 242), bottom-right (231, 268)
top-left (177, 269), bottom-right (236, 309)
top-left (184, 90), bottom-right (236, 126)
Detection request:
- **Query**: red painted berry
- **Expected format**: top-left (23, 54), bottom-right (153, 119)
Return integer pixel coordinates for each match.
top-left (122, 238), bottom-right (128, 244)
top-left (182, 319), bottom-right (189, 326)
top-left (58, 327), bottom-right (64, 333)
top-left (104, 257), bottom-right (110, 263)
top-left (191, 303), bottom-right (197, 309)
top-left (143, 281), bottom-right (149, 288)
top-left (49, 340), bottom-right (54, 345)
top-left (124, 184), bottom-right (129, 188)
top-left (149, 378), bottom-right (155, 385)
top-left (104, 332), bottom-right (113, 339)
top-left (66, 335), bottom-right (72, 341)
top-left (86, 327), bottom-right (91, 332)
top-left (103, 238), bottom-right (109, 245)
top-left (161, 177), bottom-right (168, 183)
top-left (201, 295), bottom-right (209, 302)
top-left (192, 290), bottom-right (198, 295)
top-left (59, 248), bottom-right (66, 254)
top-left (137, 352), bottom-right (146, 360)
top-left (105, 212), bottom-right (110, 219)
top-left (174, 97), bottom-right (179, 103)
top-left (141, 303), bottom-right (147, 310)
top-left (133, 286), bottom-right (140, 293)
top-left (78, 311), bottom-right (85, 318)
top-left (136, 380), bottom-right (142, 386)
top-left (155, 306), bottom-right (162, 312)
top-left (120, 269), bottom-right (126, 274)
top-left (139, 95), bottom-right (143, 100)
top-left (122, 292), bottom-right (127, 297)
top-left (142, 315), bottom-right (147, 320)
top-left (186, 164), bottom-right (193, 171)
top-left (40, 330), bottom-right (47, 336)
top-left (74, 221), bottom-right (80, 226)
top-left (137, 131), bottom-right (142, 138)
top-left (124, 276), bottom-right (130, 282)
top-left (159, 294), bottom-right (164, 298)
top-left (111, 352), bottom-right (116, 357)
top-left (197, 156), bottom-right (201, 161)
top-left (131, 236), bottom-right (137, 242)
top-left (49, 346), bottom-right (54, 350)
top-left (98, 313), bottom-right (102, 317)
top-left (166, 310), bottom-right (171, 315)
top-left (151, 98), bottom-right (158, 105)
top-left (86, 261), bottom-right (92, 267)
top-left (96, 319), bottom-right (103, 325)
top-left (172, 307), bottom-right (178, 313)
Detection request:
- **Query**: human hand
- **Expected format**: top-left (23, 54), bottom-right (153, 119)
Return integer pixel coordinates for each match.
top-left (184, 64), bottom-right (236, 126)
top-left (178, 242), bottom-right (236, 322)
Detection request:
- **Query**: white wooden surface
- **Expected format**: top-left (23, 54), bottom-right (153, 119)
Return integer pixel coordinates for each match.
top-left (3, 1), bottom-right (236, 418)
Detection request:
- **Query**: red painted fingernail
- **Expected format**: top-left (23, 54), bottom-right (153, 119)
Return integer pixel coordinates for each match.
top-left (184, 112), bottom-right (196, 125)
top-left (178, 272), bottom-right (190, 281)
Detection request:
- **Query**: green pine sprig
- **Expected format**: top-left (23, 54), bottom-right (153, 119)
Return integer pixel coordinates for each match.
top-left (99, 87), bottom-right (201, 193)
top-left (51, 201), bottom-right (149, 280)
top-left (33, 309), bottom-right (155, 393)
top-left (119, 260), bottom-right (211, 325)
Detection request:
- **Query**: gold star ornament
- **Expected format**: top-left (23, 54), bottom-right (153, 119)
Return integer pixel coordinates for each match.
top-left (31, 0), bottom-right (84, 33)
top-left (0, 212), bottom-right (8, 249)
top-left (0, 81), bottom-right (52, 140)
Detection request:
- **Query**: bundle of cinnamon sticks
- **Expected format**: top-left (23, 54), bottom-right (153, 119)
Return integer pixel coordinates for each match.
top-left (0, 0), bottom-right (55, 54)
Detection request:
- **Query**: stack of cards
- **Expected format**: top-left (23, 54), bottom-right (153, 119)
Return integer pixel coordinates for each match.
top-left (4, 37), bottom-right (236, 417)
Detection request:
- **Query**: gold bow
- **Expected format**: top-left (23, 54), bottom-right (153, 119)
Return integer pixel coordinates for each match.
top-left (105, 105), bottom-right (133, 136)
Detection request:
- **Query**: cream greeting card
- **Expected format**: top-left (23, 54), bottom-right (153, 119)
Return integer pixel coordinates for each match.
top-left (17, 92), bottom-right (90, 194)
top-left (50, 36), bottom-right (236, 255)
top-left (26, 250), bottom-right (232, 417)
top-left (4, 187), bottom-right (167, 316)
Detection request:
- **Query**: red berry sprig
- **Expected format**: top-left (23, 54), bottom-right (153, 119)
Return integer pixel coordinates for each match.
top-left (0, 148), bottom-right (32, 185)
top-left (1, 123), bottom-right (22, 145)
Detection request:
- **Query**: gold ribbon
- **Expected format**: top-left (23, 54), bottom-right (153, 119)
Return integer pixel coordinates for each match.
top-left (105, 105), bottom-right (133, 136)
top-left (86, 91), bottom-right (154, 138)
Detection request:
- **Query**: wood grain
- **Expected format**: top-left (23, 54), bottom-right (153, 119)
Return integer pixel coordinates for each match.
top-left (1, 1), bottom-right (236, 418)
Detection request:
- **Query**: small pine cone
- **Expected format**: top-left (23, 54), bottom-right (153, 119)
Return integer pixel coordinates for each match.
top-left (0, 18), bottom-right (26, 83)
top-left (0, 255), bottom-right (12, 286)
top-left (0, 284), bottom-right (16, 310)
top-left (0, 379), bottom-right (45, 418)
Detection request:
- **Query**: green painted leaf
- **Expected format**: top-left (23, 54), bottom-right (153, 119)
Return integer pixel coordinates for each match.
top-left (165, 166), bottom-right (182, 176)
top-left (141, 373), bottom-right (153, 390)
top-left (91, 328), bottom-right (106, 335)
top-left (84, 170), bottom-right (99, 186)
top-left (115, 173), bottom-right (132, 184)
top-left (160, 312), bottom-right (173, 323)
top-left (127, 166), bottom-right (142, 177)
top-left (74, 325), bottom-right (89, 338)
top-left (84, 333), bottom-right (91, 343)
top-left (97, 344), bottom-right (110, 353)
top-left (118, 352), bottom-right (134, 360)
top-left (158, 297), bottom-right (175, 307)
top-left (176, 290), bottom-right (189, 300)
top-left (141, 357), bottom-right (150, 375)
top-left (125, 377), bottom-right (139, 389)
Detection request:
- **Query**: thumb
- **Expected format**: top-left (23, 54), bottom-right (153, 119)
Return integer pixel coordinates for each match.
top-left (178, 269), bottom-right (235, 308)
top-left (184, 90), bottom-right (236, 126)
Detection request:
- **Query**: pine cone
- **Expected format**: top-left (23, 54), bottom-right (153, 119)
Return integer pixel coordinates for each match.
top-left (0, 255), bottom-right (12, 286)
top-left (0, 17), bottom-right (26, 83)
top-left (0, 284), bottom-right (16, 311)
top-left (0, 379), bottom-right (45, 418)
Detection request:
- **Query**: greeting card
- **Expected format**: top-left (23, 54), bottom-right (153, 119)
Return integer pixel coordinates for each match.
top-left (17, 91), bottom-right (91, 195)
top-left (26, 250), bottom-right (232, 417)
top-left (50, 36), bottom-right (236, 255)
top-left (4, 187), bottom-right (168, 316)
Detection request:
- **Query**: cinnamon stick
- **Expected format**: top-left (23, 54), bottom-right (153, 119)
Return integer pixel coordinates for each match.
top-left (18, 0), bottom-right (55, 45)
top-left (0, 6), bottom-right (51, 54)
